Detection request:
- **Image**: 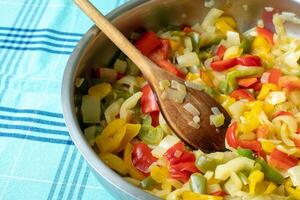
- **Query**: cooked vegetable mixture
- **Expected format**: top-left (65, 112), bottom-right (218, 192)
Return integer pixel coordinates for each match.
top-left (76, 8), bottom-right (300, 200)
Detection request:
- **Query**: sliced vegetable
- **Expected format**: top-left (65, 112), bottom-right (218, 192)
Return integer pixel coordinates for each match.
top-left (237, 77), bottom-right (258, 88)
top-left (140, 176), bottom-right (157, 189)
top-left (195, 155), bottom-right (217, 173)
top-left (256, 27), bottom-right (274, 45)
top-left (190, 173), bottom-right (207, 194)
top-left (181, 191), bottom-right (223, 200)
top-left (141, 84), bottom-right (159, 114)
top-left (100, 152), bottom-right (128, 175)
top-left (248, 170), bottom-right (264, 194)
top-left (177, 52), bottom-right (200, 67)
top-left (211, 58), bottom-right (237, 72)
top-left (256, 158), bottom-right (284, 184)
top-left (81, 95), bottom-right (101, 123)
top-left (288, 166), bottom-right (300, 186)
top-left (269, 148), bottom-right (298, 170)
top-left (132, 142), bottom-right (157, 174)
top-left (135, 31), bottom-right (161, 56)
top-left (216, 45), bottom-right (226, 59)
top-left (225, 122), bottom-right (238, 148)
top-left (120, 92), bottom-right (143, 122)
top-left (230, 89), bottom-right (255, 101)
top-left (124, 143), bottom-right (145, 180)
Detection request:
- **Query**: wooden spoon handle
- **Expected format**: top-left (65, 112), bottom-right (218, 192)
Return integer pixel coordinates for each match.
top-left (74, 0), bottom-right (157, 80)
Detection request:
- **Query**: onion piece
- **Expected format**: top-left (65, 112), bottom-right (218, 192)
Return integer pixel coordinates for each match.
top-left (177, 52), bottom-right (200, 67)
top-left (81, 95), bottom-right (101, 124)
top-left (120, 92), bottom-right (142, 122)
top-left (193, 115), bottom-right (201, 124)
top-left (188, 121), bottom-right (200, 129)
top-left (171, 80), bottom-right (186, 92)
top-left (201, 8), bottom-right (224, 30)
top-left (159, 80), bottom-right (171, 91)
top-left (183, 103), bottom-right (200, 116)
top-left (151, 135), bottom-right (180, 158)
top-left (161, 88), bottom-right (186, 103)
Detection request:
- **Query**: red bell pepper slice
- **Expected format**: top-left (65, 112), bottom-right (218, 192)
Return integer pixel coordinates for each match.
top-left (237, 77), bottom-right (258, 88)
top-left (132, 142), bottom-right (157, 174)
top-left (239, 140), bottom-right (264, 156)
top-left (268, 68), bottom-right (281, 85)
top-left (164, 142), bottom-right (198, 182)
top-left (262, 9), bottom-right (277, 33)
top-left (135, 31), bottom-right (162, 56)
top-left (156, 60), bottom-right (185, 78)
top-left (150, 111), bottom-right (159, 127)
top-left (216, 45), bottom-right (226, 60)
top-left (249, 81), bottom-right (262, 91)
top-left (269, 148), bottom-right (298, 171)
top-left (226, 122), bottom-right (239, 148)
top-left (230, 89), bottom-right (255, 101)
top-left (141, 84), bottom-right (159, 114)
top-left (272, 111), bottom-right (294, 119)
top-left (257, 27), bottom-right (274, 45)
top-left (211, 58), bottom-right (237, 71)
top-left (256, 125), bottom-right (269, 138)
top-left (210, 191), bottom-right (227, 197)
top-left (236, 55), bottom-right (262, 66)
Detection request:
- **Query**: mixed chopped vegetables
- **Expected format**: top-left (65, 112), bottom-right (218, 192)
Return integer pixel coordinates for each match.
top-left (76, 7), bottom-right (300, 200)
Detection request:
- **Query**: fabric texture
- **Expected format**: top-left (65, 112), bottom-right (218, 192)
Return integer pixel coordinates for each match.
top-left (0, 0), bottom-right (128, 199)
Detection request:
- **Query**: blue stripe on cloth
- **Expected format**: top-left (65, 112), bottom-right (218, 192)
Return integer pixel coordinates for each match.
top-left (0, 0), bottom-right (50, 99)
top-left (0, 107), bottom-right (63, 118)
top-left (0, 114), bottom-right (66, 127)
top-left (58, 148), bottom-right (78, 199)
top-left (0, 27), bottom-right (83, 37)
top-left (0, 39), bottom-right (76, 49)
top-left (0, 33), bottom-right (79, 43)
top-left (0, 124), bottom-right (68, 136)
top-left (77, 166), bottom-right (91, 200)
top-left (0, 46), bottom-right (72, 55)
top-left (66, 156), bottom-right (84, 200)
top-left (0, 132), bottom-right (73, 145)
top-left (47, 144), bottom-right (73, 200)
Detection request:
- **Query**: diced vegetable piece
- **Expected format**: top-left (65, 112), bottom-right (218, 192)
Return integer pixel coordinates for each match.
top-left (97, 68), bottom-right (117, 83)
top-left (211, 58), bottom-right (237, 72)
top-left (189, 32), bottom-right (201, 53)
top-left (184, 37), bottom-right (193, 52)
top-left (230, 89), bottom-right (255, 101)
top-left (224, 172), bottom-right (242, 196)
top-left (288, 166), bottom-right (300, 187)
top-left (84, 125), bottom-right (102, 145)
top-left (141, 84), bottom-right (159, 114)
top-left (201, 8), bottom-right (224, 30)
top-left (155, 60), bottom-right (185, 78)
top-left (237, 148), bottom-right (255, 159)
top-left (81, 95), bottom-right (101, 123)
top-left (151, 135), bottom-right (180, 158)
top-left (240, 37), bottom-right (252, 53)
top-left (183, 103), bottom-right (200, 116)
top-left (210, 114), bottom-right (225, 127)
top-left (88, 83), bottom-right (112, 100)
top-left (215, 19), bottom-right (235, 35)
top-left (236, 55), bottom-right (262, 66)
top-left (215, 157), bottom-right (255, 180)
top-left (216, 45), bottom-right (226, 59)
top-left (177, 52), bottom-right (201, 67)
top-left (150, 165), bottom-right (169, 183)
top-left (132, 142), bottom-right (157, 174)
top-left (268, 69), bottom-right (281, 85)
top-left (248, 170), bottom-right (264, 194)
top-left (265, 91), bottom-right (286, 105)
top-left (120, 92), bottom-right (142, 122)
top-left (135, 31), bottom-right (161, 56)
top-left (190, 173), bottom-right (207, 194)
top-left (138, 118), bottom-right (164, 145)
top-left (159, 80), bottom-right (171, 90)
top-left (115, 123), bottom-right (141, 153)
top-left (269, 148), bottom-right (298, 171)
top-left (181, 191), bottom-right (223, 200)
top-left (223, 46), bottom-right (243, 60)
top-left (237, 77), bottom-right (258, 87)
top-left (104, 98), bottom-right (124, 123)
top-left (256, 27), bottom-right (274, 45)
top-left (114, 58), bottom-right (127, 74)
top-left (100, 152), bottom-right (128, 175)
top-left (188, 121), bottom-right (201, 129)
top-left (256, 158), bottom-right (284, 184)
top-left (195, 155), bottom-right (217, 173)
top-left (124, 143), bottom-right (145, 180)
top-left (161, 87), bottom-right (186, 103)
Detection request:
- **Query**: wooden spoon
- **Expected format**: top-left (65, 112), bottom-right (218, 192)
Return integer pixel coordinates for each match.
top-left (75, 0), bottom-right (231, 152)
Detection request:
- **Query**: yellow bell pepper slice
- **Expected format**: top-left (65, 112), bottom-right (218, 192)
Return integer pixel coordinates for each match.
top-left (217, 16), bottom-right (237, 29)
top-left (251, 36), bottom-right (271, 55)
top-left (263, 182), bottom-right (277, 195)
top-left (257, 83), bottom-right (279, 101)
top-left (181, 191), bottom-right (223, 200)
top-left (150, 165), bottom-right (169, 183)
top-left (88, 83), bottom-right (112, 100)
top-left (285, 179), bottom-right (300, 200)
top-left (201, 71), bottom-right (214, 88)
top-left (114, 123), bottom-right (141, 153)
top-left (124, 143), bottom-right (145, 180)
top-left (186, 72), bottom-right (200, 81)
top-left (248, 170), bottom-right (264, 195)
top-left (215, 20), bottom-right (235, 35)
top-left (170, 39), bottom-right (182, 51)
top-left (223, 46), bottom-right (243, 60)
top-left (260, 140), bottom-right (275, 153)
top-left (263, 102), bottom-right (275, 114)
top-left (95, 119), bottom-right (126, 153)
top-left (100, 152), bottom-right (128, 175)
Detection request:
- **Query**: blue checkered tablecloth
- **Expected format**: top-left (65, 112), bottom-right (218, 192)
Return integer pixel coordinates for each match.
top-left (0, 0), bottom-right (128, 199)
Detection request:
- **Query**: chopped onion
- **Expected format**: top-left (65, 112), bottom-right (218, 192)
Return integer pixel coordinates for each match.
top-left (193, 115), bottom-right (201, 124)
top-left (242, 4), bottom-right (248, 11)
top-left (208, 183), bottom-right (222, 194)
top-left (161, 88), bottom-right (186, 103)
top-left (223, 46), bottom-right (243, 60)
top-left (120, 92), bottom-right (142, 122)
top-left (201, 8), bottom-right (224, 30)
top-left (211, 107), bottom-right (221, 115)
top-left (229, 101), bottom-right (246, 118)
top-left (265, 91), bottom-right (286, 105)
top-left (204, 171), bottom-right (214, 180)
top-left (288, 166), bottom-right (300, 186)
top-left (104, 98), bottom-right (124, 123)
top-left (257, 19), bottom-right (264, 28)
top-left (188, 121), bottom-right (200, 129)
top-left (113, 58), bottom-right (127, 74)
top-left (265, 7), bottom-right (274, 12)
top-left (224, 172), bottom-right (243, 196)
top-left (151, 135), bottom-right (180, 158)
top-left (226, 31), bottom-right (241, 47)
top-left (117, 75), bottom-right (139, 93)
top-left (183, 103), bottom-right (200, 116)
top-left (81, 95), bottom-right (101, 124)
top-left (210, 114), bottom-right (225, 128)
top-left (177, 52), bottom-right (200, 67)
top-left (185, 81), bottom-right (205, 91)
top-left (260, 72), bottom-right (270, 84)
top-left (184, 37), bottom-right (193, 52)
top-left (171, 80), bottom-right (186, 92)
top-left (159, 80), bottom-right (171, 91)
